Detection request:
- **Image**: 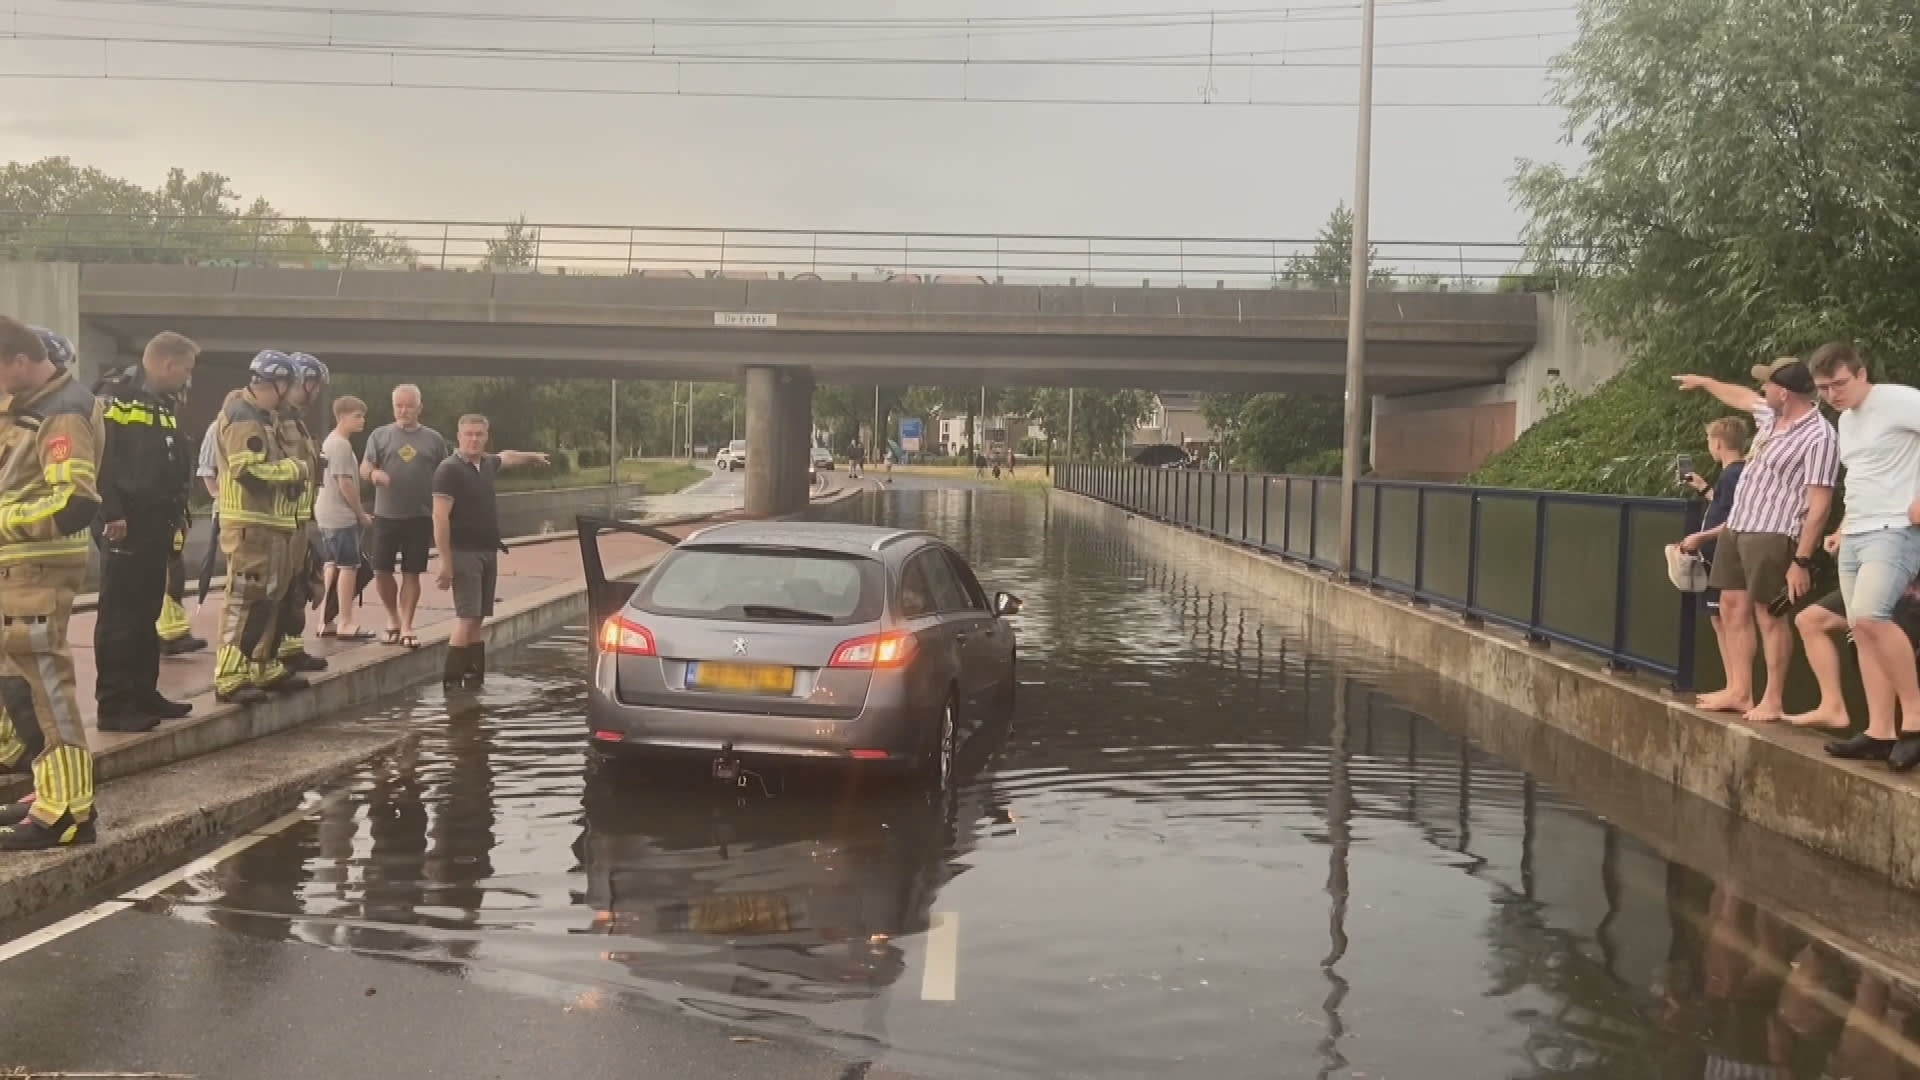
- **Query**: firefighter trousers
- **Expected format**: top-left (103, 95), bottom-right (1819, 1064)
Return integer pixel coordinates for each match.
top-left (0, 563), bottom-right (94, 827)
top-left (213, 525), bottom-right (293, 695)
top-left (157, 529), bottom-right (191, 643)
top-left (93, 535), bottom-right (169, 719)
top-left (276, 524), bottom-right (317, 660)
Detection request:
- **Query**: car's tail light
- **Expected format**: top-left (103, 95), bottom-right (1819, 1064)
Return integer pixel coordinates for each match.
top-left (830, 631), bottom-right (916, 669)
top-left (598, 615), bottom-right (656, 656)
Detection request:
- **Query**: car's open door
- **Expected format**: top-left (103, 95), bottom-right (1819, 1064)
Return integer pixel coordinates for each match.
top-left (576, 516), bottom-right (685, 629)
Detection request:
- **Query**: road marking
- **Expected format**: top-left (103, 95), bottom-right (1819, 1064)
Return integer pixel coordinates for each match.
top-left (921, 911), bottom-right (959, 1001)
top-left (0, 803), bottom-right (318, 965)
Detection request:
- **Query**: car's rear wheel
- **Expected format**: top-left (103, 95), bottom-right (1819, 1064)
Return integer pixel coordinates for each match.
top-left (921, 692), bottom-right (958, 792)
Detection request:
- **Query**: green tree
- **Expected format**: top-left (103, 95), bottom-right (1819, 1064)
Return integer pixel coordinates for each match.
top-left (1201, 392), bottom-right (1345, 473)
top-left (1476, 0), bottom-right (1920, 493)
top-left (486, 215), bottom-right (540, 270)
top-left (1285, 203), bottom-right (1397, 288)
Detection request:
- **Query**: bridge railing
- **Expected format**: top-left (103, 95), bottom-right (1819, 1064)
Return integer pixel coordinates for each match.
top-left (1057, 463), bottom-right (1704, 690)
top-left (0, 211), bottom-right (1545, 291)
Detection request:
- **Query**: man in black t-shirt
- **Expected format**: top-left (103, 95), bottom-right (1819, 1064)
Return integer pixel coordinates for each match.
top-left (430, 414), bottom-right (548, 687)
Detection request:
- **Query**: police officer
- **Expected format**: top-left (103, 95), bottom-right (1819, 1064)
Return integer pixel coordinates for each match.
top-left (211, 351), bottom-right (312, 706)
top-left (0, 321), bottom-right (105, 849)
top-left (273, 353), bottom-right (329, 675)
top-left (91, 331), bottom-right (200, 732)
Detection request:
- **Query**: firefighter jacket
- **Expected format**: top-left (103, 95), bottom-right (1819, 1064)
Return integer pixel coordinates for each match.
top-left (216, 387), bottom-right (307, 531)
top-left (93, 366), bottom-right (192, 549)
top-left (0, 371), bottom-right (104, 569)
top-left (276, 407), bottom-right (322, 524)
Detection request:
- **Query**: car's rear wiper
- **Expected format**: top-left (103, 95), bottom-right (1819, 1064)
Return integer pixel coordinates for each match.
top-left (740, 604), bottom-right (837, 622)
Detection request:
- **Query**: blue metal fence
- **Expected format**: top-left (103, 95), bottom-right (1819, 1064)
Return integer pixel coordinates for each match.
top-left (1058, 464), bottom-right (1705, 690)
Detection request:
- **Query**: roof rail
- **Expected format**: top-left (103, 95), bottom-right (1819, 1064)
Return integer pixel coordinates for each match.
top-left (872, 529), bottom-right (935, 552)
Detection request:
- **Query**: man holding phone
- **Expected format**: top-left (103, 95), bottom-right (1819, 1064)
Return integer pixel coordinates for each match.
top-left (1674, 360), bottom-right (1837, 723)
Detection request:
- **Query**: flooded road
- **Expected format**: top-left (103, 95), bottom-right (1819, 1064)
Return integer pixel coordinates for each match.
top-left (10, 487), bottom-right (1920, 1079)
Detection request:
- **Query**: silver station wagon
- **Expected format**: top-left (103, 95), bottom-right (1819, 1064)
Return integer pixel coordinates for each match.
top-left (579, 518), bottom-right (1021, 788)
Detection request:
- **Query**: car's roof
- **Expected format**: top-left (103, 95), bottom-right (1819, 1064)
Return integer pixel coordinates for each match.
top-left (682, 520), bottom-right (936, 557)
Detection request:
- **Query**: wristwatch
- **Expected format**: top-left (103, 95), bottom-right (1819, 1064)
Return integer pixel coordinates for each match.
top-left (1792, 555), bottom-right (1815, 570)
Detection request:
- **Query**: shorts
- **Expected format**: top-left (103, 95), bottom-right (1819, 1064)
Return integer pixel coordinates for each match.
top-left (1812, 587), bottom-right (1920, 647)
top-left (371, 516), bottom-right (433, 576)
top-left (320, 526), bottom-right (362, 568)
top-left (1705, 529), bottom-right (1793, 605)
top-left (1838, 527), bottom-right (1920, 623)
top-left (451, 550), bottom-right (498, 619)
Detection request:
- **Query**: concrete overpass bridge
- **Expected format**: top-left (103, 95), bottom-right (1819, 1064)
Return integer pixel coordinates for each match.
top-left (71, 264), bottom-right (1537, 396)
top-left (6, 257), bottom-right (1564, 515)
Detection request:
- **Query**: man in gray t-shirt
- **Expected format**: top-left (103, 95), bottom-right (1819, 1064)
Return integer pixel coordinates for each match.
top-left (360, 384), bottom-right (449, 646)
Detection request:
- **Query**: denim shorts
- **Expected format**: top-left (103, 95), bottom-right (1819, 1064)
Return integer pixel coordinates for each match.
top-left (1838, 526), bottom-right (1920, 622)
top-left (320, 526), bottom-right (362, 568)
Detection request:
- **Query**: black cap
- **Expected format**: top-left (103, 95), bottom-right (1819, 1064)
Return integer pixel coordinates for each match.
top-left (1751, 357), bottom-right (1815, 396)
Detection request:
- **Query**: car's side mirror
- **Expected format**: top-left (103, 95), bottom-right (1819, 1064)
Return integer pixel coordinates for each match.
top-left (994, 592), bottom-right (1024, 617)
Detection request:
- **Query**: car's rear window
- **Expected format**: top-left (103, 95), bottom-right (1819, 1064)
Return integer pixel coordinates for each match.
top-left (635, 546), bottom-right (882, 623)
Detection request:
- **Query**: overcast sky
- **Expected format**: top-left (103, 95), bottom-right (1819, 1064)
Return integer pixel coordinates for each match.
top-left (1, 0), bottom-right (1580, 247)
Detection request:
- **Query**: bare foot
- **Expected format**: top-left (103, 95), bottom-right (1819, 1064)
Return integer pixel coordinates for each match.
top-left (1746, 701), bottom-right (1788, 724)
top-left (1788, 706), bottom-right (1853, 731)
top-left (1697, 691), bottom-right (1753, 714)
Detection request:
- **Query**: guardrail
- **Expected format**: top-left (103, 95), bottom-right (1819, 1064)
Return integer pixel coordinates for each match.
top-left (1057, 463), bottom-right (1704, 690)
top-left (0, 211), bottom-right (1548, 291)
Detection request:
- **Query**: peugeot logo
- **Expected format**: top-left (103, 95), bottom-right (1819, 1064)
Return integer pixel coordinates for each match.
top-left (732, 637), bottom-right (749, 655)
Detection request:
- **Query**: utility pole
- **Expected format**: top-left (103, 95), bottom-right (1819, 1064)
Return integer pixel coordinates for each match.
top-left (669, 381), bottom-right (678, 468)
top-left (608, 378), bottom-right (618, 487)
top-left (1336, 0), bottom-right (1378, 580)
top-left (872, 385), bottom-right (881, 453)
top-left (1065, 387), bottom-right (1077, 467)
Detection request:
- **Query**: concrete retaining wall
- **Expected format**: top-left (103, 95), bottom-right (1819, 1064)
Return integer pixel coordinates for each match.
top-left (1052, 488), bottom-right (1920, 889)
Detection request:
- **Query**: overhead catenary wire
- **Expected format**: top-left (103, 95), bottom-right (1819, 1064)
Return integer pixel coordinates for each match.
top-left (1, 26), bottom-right (1568, 68)
top-left (0, 69), bottom-right (1564, 106)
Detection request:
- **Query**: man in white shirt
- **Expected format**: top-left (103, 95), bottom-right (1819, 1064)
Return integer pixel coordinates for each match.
top-left (1810, 343), bottom-right (1920, 769)
top-left (314, 395), bottom-right (374, 639)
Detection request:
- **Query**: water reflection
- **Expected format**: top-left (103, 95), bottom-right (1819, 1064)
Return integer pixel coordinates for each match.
top-left (123, 488), bottom-right (1920, 1078)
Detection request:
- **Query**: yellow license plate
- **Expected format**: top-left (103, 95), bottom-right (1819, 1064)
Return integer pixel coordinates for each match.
top-left (688, 893), bottom-right (794, 934)
top-left (687, 662), bottom-right (796, 694)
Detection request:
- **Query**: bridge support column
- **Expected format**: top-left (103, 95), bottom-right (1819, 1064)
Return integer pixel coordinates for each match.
top-left (744, 366), bottom-right (814, 518)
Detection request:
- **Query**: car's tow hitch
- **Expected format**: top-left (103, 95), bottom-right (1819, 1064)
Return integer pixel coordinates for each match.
top-left (712, 742), bottom-right (742, 784)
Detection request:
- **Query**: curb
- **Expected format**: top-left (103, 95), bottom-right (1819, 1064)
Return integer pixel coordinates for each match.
top-left (0, 723), bottom-right (416, 926)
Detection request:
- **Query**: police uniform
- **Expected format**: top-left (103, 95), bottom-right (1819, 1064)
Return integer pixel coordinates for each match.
top-left (90, 364), bottom-right (193, 730)
top-left (211, 353), bottom-right (310, 705)
top-left (273, 354), bottom-right (328, 673)
top-left (0, 331), bottom-right (105, 849)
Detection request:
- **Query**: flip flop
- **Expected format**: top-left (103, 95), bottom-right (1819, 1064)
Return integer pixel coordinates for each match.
top-left (337, 630), bottom-right (377, 642)
top-left (319, 627), bottom-right (338, 639)
top-left (400, 634), bottom-right (421, 649)
top-left (381, 628), bottom-right (403, 646)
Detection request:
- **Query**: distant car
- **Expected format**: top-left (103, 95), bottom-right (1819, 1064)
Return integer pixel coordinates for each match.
top-left (810, 446), bottom-right (834, 471)
top-left (580, 520), bottom-right (1023, 789)
top-left (716, 439), bottom-right (748, 472)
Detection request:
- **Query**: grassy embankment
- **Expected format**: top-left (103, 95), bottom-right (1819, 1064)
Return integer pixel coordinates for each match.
top-left (495, 458), bottom-right (706, 494)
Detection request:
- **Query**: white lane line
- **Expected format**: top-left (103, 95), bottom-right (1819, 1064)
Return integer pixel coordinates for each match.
top-left (0, 803), bottom-right (318, 964)
top-left (921, 911), bottom-right (959, 1001)
top-left (0, 899), bottom-right (139, 965)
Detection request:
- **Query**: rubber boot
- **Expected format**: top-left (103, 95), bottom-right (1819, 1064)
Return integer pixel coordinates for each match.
top-left (443, 644), bottom-right (469, 687)
top-left (464, 642), bottom-right (487, 688)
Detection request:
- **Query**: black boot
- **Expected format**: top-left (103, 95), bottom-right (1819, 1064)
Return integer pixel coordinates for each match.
top-left (143, 692), bottom-right (193, 719)
top-left (97, 711), bottom-right (161, 734)
top-left (0, 810), bottom-right (96, 850)
top-left (463, 642), bottom-right (487, 688)
top-left (161, 635), bottom-right (208, 656)
top-left (443, 644), bottom-right (470, 687)
top-left (281, 651), bottom-right (329, 673)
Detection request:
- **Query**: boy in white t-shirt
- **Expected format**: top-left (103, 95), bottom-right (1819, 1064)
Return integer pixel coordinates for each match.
top-left (314, 395), bottom-right (374, 640)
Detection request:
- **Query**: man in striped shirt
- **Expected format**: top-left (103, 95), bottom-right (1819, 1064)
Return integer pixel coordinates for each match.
top-left (1676, 359), bottom-right (1838, 722)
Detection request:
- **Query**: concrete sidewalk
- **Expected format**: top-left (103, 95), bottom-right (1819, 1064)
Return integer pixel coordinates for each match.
top-left (3, 475), bottom-right (872, 804)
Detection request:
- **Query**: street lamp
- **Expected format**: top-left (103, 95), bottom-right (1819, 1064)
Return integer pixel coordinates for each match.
top-left (1335, 0), bottom-right (1378, 580)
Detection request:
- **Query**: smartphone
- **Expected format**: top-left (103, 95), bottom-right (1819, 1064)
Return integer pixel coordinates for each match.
top-left (1674, 453), bottom-right (1695, 485)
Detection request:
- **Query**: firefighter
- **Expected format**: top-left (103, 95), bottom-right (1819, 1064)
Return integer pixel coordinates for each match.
top-left (91, 331), bottom-right (199, 732)
top-left (0, 321), bottom-right (105, 849)
top-left (211, 351), bottom-right (312, 706)
top-left (273, 352), bottom-right (329, 675)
